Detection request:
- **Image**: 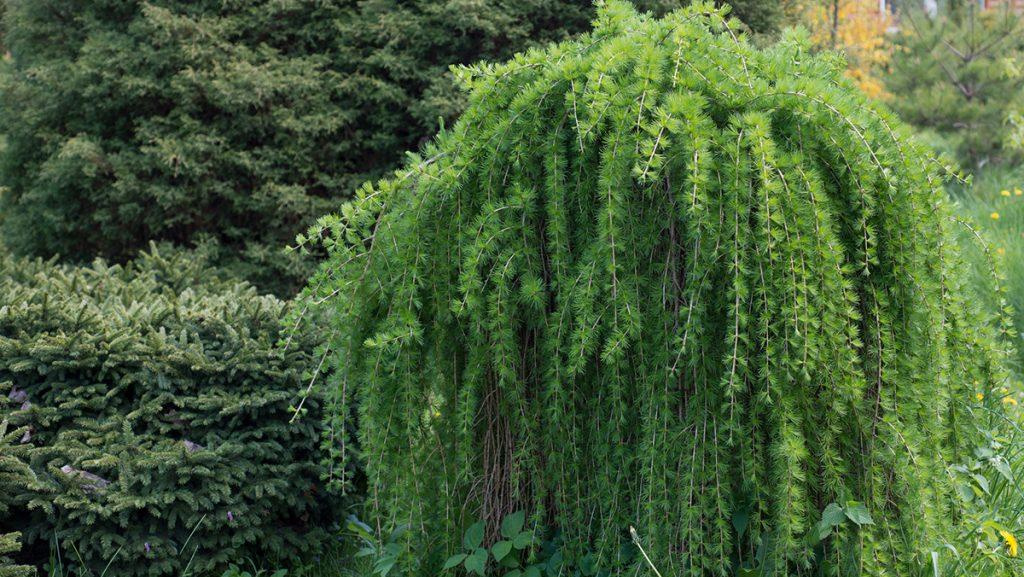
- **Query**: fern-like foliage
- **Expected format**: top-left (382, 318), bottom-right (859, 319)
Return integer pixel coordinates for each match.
top-left (298, 2), bottom-right (1014, 575)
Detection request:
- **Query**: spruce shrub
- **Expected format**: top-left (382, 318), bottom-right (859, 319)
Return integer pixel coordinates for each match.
top-left (0, 383), bottom-right (33, 577)
top-left (299, 2), bottom-right (1016, 575)
top-left (0, 246), bottom-right (333, 576)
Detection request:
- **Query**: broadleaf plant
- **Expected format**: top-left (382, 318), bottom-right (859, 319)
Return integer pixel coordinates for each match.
top-left (445, 512), bottom-right (536, 576)
top-left (443, 513), bottom-right (597, 577)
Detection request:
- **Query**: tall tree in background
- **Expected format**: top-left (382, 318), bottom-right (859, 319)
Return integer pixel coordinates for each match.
top-left (0, 0), bottom-right (349, 294)
top-left (0, 0), bottom-right (787, 295)
top-left (274, 0), bottom-right (790, 221)
top-left (800, 0), bottom-right (891, 99)
top-left (885, 2), bottom-right (1024, 167)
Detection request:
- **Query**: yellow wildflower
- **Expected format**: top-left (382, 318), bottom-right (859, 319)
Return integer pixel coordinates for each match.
top-left (1001, 189), bottom-right (1011, 197)
top-left (976, 393), bottom-right (984, 401)
top-left (998, 247), bottom-right (1006, 255)
top-left (992, 212), bottom-right (1001, 220)
top-left (1004, 397), bottom-right (1018, 406)
top-left (999, 529), bottom-right (1019, 557)
top-left (1016, 188), bottom-right (1022, 196)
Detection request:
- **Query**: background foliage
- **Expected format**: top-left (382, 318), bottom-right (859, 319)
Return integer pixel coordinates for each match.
top-left (0, 0), bottom-right (356, 294)
top-left (0, 246), bottom-right (334, 576)
top-left (299, 2), bottom-right (1017, 576)
top-left (0, 0), bottom-right (788, 296)
top-left (884, 3), bottom-right (1024, 168)
top-left (801, 0), bottom-right (891, 99)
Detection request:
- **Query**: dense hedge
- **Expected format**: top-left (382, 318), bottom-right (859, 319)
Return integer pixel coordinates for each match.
top-left (301, 2), bottom-right (1014, 576)
top-left (0, 246), bottom-right (333, 576)
top-left (0, 0), bottom-right (354, 294)
top-left (0, 382), bottom-right (32, 577)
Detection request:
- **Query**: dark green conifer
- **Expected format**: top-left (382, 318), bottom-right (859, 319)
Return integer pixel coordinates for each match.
top-left (0, 383), bottom-right (33, 577)
top-left (333, 0), bottom-right (786, 197)
top-left (0, 0), bottom-right (352, 294)
top-left (0, 246), bottom-right (332, 576)
top-left (0, 0), bottom-right (784, 295)
top-left (299, 2), bottom-right (1014, 575)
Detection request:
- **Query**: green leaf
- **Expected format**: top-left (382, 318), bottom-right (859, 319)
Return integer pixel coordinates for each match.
top-left (499, 553), bottom-right (521, 569)
top-left (810, 520), bottom-right (833, 544)
top-left (991, 457), bottom-right (1013, 482)
top-left (971, 473), bottom-right (990, 495)
top-left (347, 516), bottom-right (374, 539)
top-left (732, 510), bottom-right (749, 540)
top-left (443, 553), bottom-right (468, 570)
top-left (492, 540), bottom-right (514, 562)
top-left (374, 557), bottom-right (396, 577)
top-left (513, 531), bottom-right (533, 550)
top-left (501, 511), bottom-right (526, 539)
top-left (464, 521), bottom-right (486, 550)
top-left (389, 524), bottom-right (410, 543)
top-left (844, 502), bottom-right (874, 526)
top-left (546, 551), bottom-right (564, 575)
top-left (505, 571), bottom-right (522, 577)
top-left (821, 503), bottom-right (846, 528)
top-left (465, 548), bottom-right (488, 576)
top-left (523, 566), bottom-right (541, 577)
top-left (956, 482), bottom-right (974, 503)
top-left (580, 553), bottom-right (598, 576)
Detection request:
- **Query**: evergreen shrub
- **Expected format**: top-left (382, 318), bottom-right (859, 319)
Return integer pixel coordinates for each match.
top-left (0, 382), bottom-right (33, 577)
top-left (300, 2), bottom-right (1015, 575)
top-left (0, 0), bottom-right (351, 295)
top-left (884, 4), bottom-right (1024, 168)
top-left (0, 246), bottom-right (333, 576)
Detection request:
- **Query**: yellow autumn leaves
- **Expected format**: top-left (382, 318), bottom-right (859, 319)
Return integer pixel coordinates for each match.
top-left (801, 0), bottom-right (890, 98)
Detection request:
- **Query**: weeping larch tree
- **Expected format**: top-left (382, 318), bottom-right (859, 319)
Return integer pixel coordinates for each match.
top-left (298, 1), bottom-right (1012, 575)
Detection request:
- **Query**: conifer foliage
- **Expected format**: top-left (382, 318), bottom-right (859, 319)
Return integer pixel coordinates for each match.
top-left (301, 2), bottom-right (1012, 575)
top-left (0, 0), bottom-right (349, 294)
top-left (0, 247), bottom-right (333, 576)
top-left (0, 383), bottom-right (33, 577)
top-left (334, 0), bottom-right (786, 196)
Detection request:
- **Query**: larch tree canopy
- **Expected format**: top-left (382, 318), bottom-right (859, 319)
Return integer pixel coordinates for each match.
top-left (299, 2), bottom-right (1011, 575)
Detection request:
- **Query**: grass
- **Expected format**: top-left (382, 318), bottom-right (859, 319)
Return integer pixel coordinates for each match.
top-left (955, 165), bottom-right (1024, 384)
